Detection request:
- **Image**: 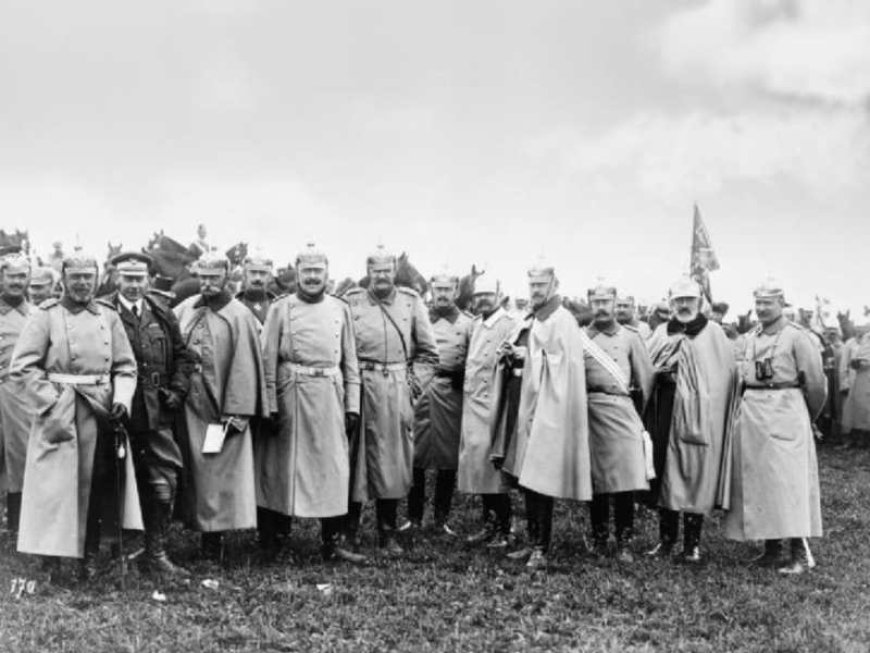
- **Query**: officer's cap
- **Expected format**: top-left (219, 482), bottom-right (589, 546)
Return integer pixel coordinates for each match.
top-left (111, 251), bottom-right (152, 277)
top-left (668, 277), bottom-right (701, 299)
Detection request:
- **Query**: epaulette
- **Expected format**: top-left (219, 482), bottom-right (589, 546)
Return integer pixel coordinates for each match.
top-left (344, 287), bottom-right (365, 297)
top-left (396, 286), bottom-right (420, 299)
top-left (38, 297), bottom-right (61, 310)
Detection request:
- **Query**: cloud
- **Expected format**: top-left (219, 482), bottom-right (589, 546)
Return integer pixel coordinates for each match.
top-left (656, 0), bottom-right (870, 107)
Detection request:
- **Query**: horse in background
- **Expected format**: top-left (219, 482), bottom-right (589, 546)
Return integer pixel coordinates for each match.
top-left (95, 241), bottom-right (124, 297)
top-left (144, 232), bottom-right (200, 306)
top-left (456, 264), bottom-right (485, 313)
top-left (0, 229), bottom-right (29, 256)
top-left (563, 297), bottom-right (594, 327)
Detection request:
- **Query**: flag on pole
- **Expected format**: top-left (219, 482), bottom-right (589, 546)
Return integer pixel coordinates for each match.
top-left (689, 204), bottom-right (719, 302)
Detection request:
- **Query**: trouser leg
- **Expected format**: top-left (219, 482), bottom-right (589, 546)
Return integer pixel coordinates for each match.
top-left (535, 494), bottom-right (554, 553)
top-left (407, 467), bottom-right (426, 523)
top-left (320, 516), bottom-right (344, 554)
top-left (491, 493), bottom-right (512, 536)
top-left (6, 492), bottom-right (21, 536)
top-left (683, 513), bottom-right (704, 551)
top-left (201, 532), bottom-right (224, 562)
top-left (589, 494), bottom-right (610, 549)
top-left (614, 492), bottom-right (635, 545)
top-left (523, 489), bottom-right (539, 544)
top-left (344, 501), bottom-right (363, 548)
top-left (433, 469), bottom-right (457, 524)
top-left (257, 507), bottom-right (285, 551)
top-left (376, 499), bottom-right (399, 540)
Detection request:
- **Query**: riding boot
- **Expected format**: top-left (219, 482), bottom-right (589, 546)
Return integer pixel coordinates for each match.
top-left (508, 490), bottom-right (539, 560)
top-left (201, 532), bottom-right (224, 563)
top-left (535, 494), bottom-right (554, 555)
top-left (5, 492), bottom-right (21, 538)
top-left (491, 493), bottom-right (512, 543)
top-left (257, 506), bottom-right (280, 555)
top-left (589, 494), bottom-right (611, 555)
top-left (680, 513), bottom-right (703, 563)
top-left (406, 467), bottom-right (426, 526)
top-left (647, 508), bottom-right (678, 556)
top-left (752, 539), bottom-right (782, 567)
top-left (614, 492), bottom-right (635, 562)
top-left (376, 499), bottom-right (403, 555)
top-left (80, 521), bottom-right (101, 582)
top-left (145, 501), bottom-right (189, 577)
top-left (321, 516), bottom-right (367, 564)
top-left (344, 501), bottom-right (363, 551)
top-left (434, 469), bottom-right (457, 535)
top-left (466, 495), bottom-right (497, 545)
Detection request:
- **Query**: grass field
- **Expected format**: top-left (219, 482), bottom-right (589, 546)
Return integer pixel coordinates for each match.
top-left (1, 446), bottom-right (869, 652)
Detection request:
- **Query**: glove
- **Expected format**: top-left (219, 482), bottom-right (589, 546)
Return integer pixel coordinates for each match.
top-left (223, 415), bottom-right (249, 436)
top-left (110, 402), bottom-right (128, 423)
top-left (159, 388), bottom-right (183, 411)
top-left (345, 412), bottom-right (360, 438)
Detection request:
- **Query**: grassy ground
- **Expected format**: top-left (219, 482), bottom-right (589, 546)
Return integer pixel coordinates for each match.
top-left (1, 446), bottom-right (869, 653)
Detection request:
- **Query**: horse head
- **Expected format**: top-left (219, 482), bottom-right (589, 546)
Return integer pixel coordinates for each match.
top-left (395, 252), bottom-right (428, 296)
top-left (456, 264), bottom-right (485, 312)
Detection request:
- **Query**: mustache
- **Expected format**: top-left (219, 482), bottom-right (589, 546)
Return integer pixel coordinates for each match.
top-left (594, 310), bottom-right (610, 317)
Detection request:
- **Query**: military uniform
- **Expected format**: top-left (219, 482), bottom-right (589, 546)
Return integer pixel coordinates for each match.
top-left (0, 292), bottom-right (33, 536)
top-left (343, 282), bottom-right (438, 546)
top-left (584, 311), bottom-right (653, 556)
top-left (12, 284), bottom-right (141, 567)
top-left (725, 284), bottom-right (826, 572)
top-left (106, 251), bottom-right (193, 575)
top-left (236, 289), bottom-right (278, 325)
top-left (408, 304), bottom-right (474, 529)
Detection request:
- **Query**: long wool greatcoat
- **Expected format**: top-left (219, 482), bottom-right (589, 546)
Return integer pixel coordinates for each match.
top-left (175, 293), bottom-right (268, 532)
top-left (584, 322), bottom-right (654, 495)
top-left (725, 317), bottom-right (826, 540)
top-left (344, 286), bottom-right (438, 502)
top-left (0, 298), bottom-right (34, 493)
top-left (255, 293), bottom-right (360, 518)
top-left (841, 333), bottom-right (870, 433)
top-left (413, 307), bottom-right (474, 471)
top-left (457, 308), bottom-right (517, 495)
top-left (12, 297), bottom-right (141, 558)
top-left (504, 297), bottom-right (592, 501)
top-left (648, 318), bottom-right (736, 515)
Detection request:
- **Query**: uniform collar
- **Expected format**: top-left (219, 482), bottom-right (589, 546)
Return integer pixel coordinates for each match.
top-left (760, 315), bottom-right (788, 336)
top-left (0, 296), bottom-right (29, 315)
top-left (368, 287), bottom-right (396, 306)
top-left (587, 319), bottom-right (619, 337)
top-left (482, 307), bottom-right (505, 328)
top-left (667, 313), bottom-right (708, 337)
top-left (193, 290), bottom-right (233, 311)
top-left (532, 295), bottom-right (561, 322)
top-left (61, 295), bottom-right (100, 315)
top-left (430, 304), bottom-right (460, 324)
top-left (117, 294), bottom-right (144, 315)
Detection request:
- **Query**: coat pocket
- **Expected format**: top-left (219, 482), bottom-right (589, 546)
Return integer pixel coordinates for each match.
top-left (40, 386), bottom-right (77, 445)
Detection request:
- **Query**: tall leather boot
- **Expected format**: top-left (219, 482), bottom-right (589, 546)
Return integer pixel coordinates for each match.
top-left (376, 499), bottom-right (403, 555)
top-left (508, 490), bottom-right (538, 560)
top-left (485, 493), bottom-right (512, 549)
top-left (778, 538), bottom-right (812, 575)
top-left (201, 532), bottom-right (224, 563)
top-left (433, 469), bottom-right (457, 536)
top-left (527, 494), bottom-right (553, 568)
top-left (647, 508), bottom-right (678, 557)
top-left (145, 501), bottom-right (190, 577)
top-left (680, 513), bottom-right (703, 563)
top-left (257, 506), bottom-right (280, 556)
top-left (589, 494), bottom-right (611, 556)
top-left (344, 501), bottom-right (363, 551)
top-left (614, 492), bottom-right (635, 562)
top-left (80, 522), bottom-right (101, 582)
top-left (6, 492), bottom-right (21, 538)
top-left (405, 467), bottom-right (426, 528)
top-left (321, 516), bottom-right (367, 564)
top-left (752, 539), bottom-right (782, 567)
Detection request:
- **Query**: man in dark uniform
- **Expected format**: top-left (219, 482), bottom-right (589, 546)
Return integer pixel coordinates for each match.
top-left (107, 252), bottom-right (193, 577)
top-left (236, 253), bottom-right (278, 325)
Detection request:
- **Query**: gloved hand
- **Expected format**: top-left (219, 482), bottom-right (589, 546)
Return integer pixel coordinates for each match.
top-left (110, 402), bottom-right (128, 423)
top-left (345, 412), bottom-right (360, 438)
top-left (223, 415), bottom-right (249, 436)
top-left (159, 388), bottom-right (183, 411)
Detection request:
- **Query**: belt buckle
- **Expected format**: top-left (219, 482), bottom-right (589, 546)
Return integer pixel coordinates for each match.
top-left (313, 368), bottom-right (325, 377)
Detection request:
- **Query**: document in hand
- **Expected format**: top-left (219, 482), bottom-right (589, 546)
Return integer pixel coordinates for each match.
top-left (202, 422), bottom-right (229, 454)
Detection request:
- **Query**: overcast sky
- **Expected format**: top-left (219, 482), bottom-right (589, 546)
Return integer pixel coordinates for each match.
top-left (1, 0), bottom-right (868, 316)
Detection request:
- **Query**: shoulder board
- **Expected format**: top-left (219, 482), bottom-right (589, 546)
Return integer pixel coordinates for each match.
top-left (460, 309), bottom-right (474, 319)
top-left (344, 287), bottom-right (365, 297)
top-left (331, 293), bottom-right (349, 305)
top-left (622, 323), bottom-right (639, 334)
top-left (95, 297), bottom-right (118, 312)
top-left (396, 286), bottom-right (420, 299)
top-left (39, 297), bottom-right (61, 310)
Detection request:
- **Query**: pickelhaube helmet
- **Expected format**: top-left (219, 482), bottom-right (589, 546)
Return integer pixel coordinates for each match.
top-left (753, 277), bottom-right (785, 300)
top-left (366, 244), bottom-right (397, 267)
top-left (295, 242), bottom-right (329, 269)
top-left (430, 265), bottom-right (459, 286)
top-left (191, 252), bottom-right (230, 273)
top-left (527, 255), bottom-right (555, 279)
top-left (62, 252), bottom-right (100, 275)
top-left (243, 249), bottom-right (274, 272)
top-left (0, 253), bottom-right (32, 274)
top-left (473, 274), bottom-right (500, 296)
top-left (29, 266), bottom-right (55, 287)
top-left (668, 276), bottom-right (701, 299)
top-left (587, 279), bottom-right (617, 301)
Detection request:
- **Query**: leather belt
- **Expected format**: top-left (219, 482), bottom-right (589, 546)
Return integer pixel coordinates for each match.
top-left (139, 371), bottom-right (165, 386)
top-left (47, 373), bottom-right (111, 385)
top-left (744, 383), bottom-right (801, 391)
top-left (359, 361), bottom-right (407, 372)
top-left (285, 363), bottom-right (340, 378)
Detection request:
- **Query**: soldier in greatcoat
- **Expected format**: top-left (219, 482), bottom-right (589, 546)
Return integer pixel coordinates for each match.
top-left (584, 283), bottom-right (654, 562)
top-left (105, 252), bottom-right (193, 577)
top-left (724, 278), bottom-right (826, 574)
top-left (0, 255), bottom-right (35, 539)
top-left (343, 246), bottom-right (438, 555)
top-left (406, 271), bottom-right (474, 535)
top-left (27, 266), bottom-right (56, 306)
top-left (174, 253), bottom-right (269, 562)
top-left (11, 252), bottom-right (141, 580)
top-left (236, 253), bottom-right (278, 326)
top-left (645, 277), bottom-right (735, 563)
top-left (458, 275), bottom-right (517, 548)
top-left (255, 244), bottom-right (365, 564)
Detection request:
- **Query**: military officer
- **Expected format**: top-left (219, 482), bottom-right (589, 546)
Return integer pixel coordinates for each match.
top-left (0, 255), bottom-right (35, 539)
top-left (106, 252), bottom-right (193, 577)
top-left (236, 253), bottom-right (278, 325)
top-left (458, 275), bottom-right (518, 547)
top-left (255, 244), bottom-right (365, 564)
top-left (27, 266), bottom-right (56, 306)
top-left (343, 246), bottom-right (438, 555)
top-left (584, 283), bottom-right (654, 562)
top-left (11, 252), bottom-right (140, 580)
top-left (174, 253), bottom-right (269, 562)
top-left (405, 270), bottom-right (474, 535)
top-left (725, 278), bottom-right (826, 574)
top-left (615, 295), bottom-right (652, 340)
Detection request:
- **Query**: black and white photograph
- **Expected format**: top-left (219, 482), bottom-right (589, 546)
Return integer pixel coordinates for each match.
top-left (1, 1), bottom-right (869, 651)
